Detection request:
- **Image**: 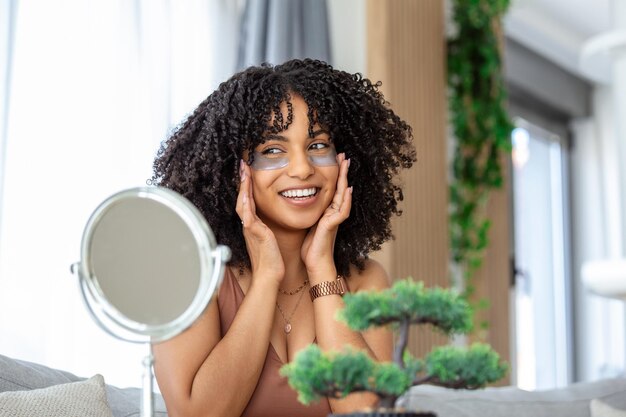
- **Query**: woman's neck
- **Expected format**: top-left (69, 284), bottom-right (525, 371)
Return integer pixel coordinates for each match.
top-left (272, 227), bottom-right (309, 286)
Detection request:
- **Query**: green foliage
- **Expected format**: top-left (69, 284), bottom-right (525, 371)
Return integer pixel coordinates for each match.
top-left (329, 348), bottom-right (376, 397)
top-left (425, 343), bottom-right (508, 389)
top-left (338, 279), bottom-right (473, 335)
top-left (281, 345), bottom-right (409, 405)
top-left (281, 278), bottom-right (509, 410)
top-left (280, 343), bottom-right (333, 405)
top-left (372, 363), bottom-right (412, 396)
top-left (281, 340), bottom-right (508, 405)
top-left (447, 0), bottom-right (515, 305)
top-left (403, 350), bottom-right (425, 377)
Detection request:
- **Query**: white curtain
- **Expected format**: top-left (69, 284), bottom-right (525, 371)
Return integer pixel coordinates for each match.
top-left (0, 0), bottom-right (239, 388)
top-left (571, 86), bottom-right (626, 381)
top-left (0, 0), bottom-right (17, 244)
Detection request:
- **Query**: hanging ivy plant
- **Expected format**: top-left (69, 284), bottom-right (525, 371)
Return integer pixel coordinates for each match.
top-left (447, 0), bottom-right (514, 308)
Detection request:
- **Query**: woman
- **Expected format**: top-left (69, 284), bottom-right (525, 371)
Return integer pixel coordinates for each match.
top-left (151, 59), bottom-right (415, 417)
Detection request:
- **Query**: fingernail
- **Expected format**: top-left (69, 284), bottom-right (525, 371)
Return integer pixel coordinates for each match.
top-left (347, 158), bottom-right (351, 168)
top-left (349, 186), bottom-right (353, 194)
top-left (243, 192), bottom-right (248, 204)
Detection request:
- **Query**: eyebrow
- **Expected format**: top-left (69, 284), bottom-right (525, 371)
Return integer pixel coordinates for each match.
top-left (264, 134), bottom-right (288, 142)
top-left (311, 129), bottom-right (330, 137)
top-left (264, 129), bottom-right (330, 142)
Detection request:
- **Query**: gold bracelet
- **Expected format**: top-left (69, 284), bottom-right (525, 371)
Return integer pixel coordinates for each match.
top-left (309, 276), bottom-right (347, 301)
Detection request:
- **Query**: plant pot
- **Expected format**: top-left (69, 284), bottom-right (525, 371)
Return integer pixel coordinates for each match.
top-left (329, 412), bottom-right (435, 417)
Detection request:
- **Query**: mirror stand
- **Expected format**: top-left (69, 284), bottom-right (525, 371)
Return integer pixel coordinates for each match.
top-left (73, 186), bottom-right (230, 417)
top-left (141, 344), bottom-right (154, 417)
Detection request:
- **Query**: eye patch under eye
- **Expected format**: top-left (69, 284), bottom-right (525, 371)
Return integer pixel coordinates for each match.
top-left (250, 146), bottom-right (338, 170)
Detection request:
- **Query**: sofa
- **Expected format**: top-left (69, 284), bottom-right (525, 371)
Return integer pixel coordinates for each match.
top-left (399, 377), bottom-right (626, 417)
top-left (0, 354), bottom-right (167, 416)
top-left (1, 353), bottom-right (625, 417)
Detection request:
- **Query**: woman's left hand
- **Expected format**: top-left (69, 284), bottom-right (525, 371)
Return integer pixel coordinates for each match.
top-left (301, 152), bottom-right (352, 278)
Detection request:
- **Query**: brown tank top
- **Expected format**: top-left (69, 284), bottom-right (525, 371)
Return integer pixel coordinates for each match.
top-left (218, 268), bottom-right (332, 417)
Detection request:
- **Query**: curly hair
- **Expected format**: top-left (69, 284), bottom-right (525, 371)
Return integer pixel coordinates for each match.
top-left (150, 59), bottom-right (415, 277)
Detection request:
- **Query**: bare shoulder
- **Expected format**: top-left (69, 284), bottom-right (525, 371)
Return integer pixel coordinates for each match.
top-left (345, 258), bottom-right (391, 293)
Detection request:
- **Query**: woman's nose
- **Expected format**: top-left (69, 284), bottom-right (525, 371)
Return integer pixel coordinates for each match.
top-left (286, 151), bottom-right (315, 179)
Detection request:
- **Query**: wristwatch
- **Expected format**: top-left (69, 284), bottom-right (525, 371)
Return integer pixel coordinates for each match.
top-left (309, 276), bottom-right (347, 301)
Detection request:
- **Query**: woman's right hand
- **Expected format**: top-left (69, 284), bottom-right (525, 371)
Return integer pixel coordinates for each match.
top-left (236, 160), bottom-right (285, 287)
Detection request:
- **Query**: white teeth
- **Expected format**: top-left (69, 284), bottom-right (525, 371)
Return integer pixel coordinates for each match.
top-left (280, 188), bottom-right (317, 198)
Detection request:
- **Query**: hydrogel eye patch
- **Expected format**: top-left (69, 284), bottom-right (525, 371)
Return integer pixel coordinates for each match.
top-left (250, 147), bottom-right (338, 170)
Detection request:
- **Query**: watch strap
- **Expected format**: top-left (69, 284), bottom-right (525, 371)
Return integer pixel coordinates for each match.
top-left (309, 276), bottom-right (347, 301)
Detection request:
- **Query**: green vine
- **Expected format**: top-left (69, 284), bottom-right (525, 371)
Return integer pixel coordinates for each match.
top-left (447, 0), bottom-right (514, 305)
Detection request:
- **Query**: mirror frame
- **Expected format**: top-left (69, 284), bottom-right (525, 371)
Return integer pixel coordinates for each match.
top-left (75, 186), bottom-right (230, 343)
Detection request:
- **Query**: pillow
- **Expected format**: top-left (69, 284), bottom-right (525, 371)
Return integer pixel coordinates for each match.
top-left (591, 399), bottom-right (626, 417)
top-left (0, 374), bottom-right (114, 417)
top-left (0, 354), bottom-right (169, 417)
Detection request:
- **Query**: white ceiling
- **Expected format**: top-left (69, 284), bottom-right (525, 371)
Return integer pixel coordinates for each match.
top-left (532, 0), bottom-right (612, 37)
top-left (504, 0), bottom-right (618, 83)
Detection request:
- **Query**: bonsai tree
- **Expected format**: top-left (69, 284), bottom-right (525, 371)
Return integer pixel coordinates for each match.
top-left (280, 279), bottom-right (508, 414)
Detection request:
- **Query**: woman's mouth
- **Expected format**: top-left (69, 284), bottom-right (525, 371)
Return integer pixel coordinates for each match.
top-left (279, 187), bottom-right (318, 200)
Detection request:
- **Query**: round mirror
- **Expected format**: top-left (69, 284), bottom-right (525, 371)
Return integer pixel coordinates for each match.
top-left (74, 186), bottom-right (230, 344)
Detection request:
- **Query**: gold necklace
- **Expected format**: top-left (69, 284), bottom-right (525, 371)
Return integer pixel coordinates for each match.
top-left (276, 283), bottom-right (308, 334)
top-left (278, 279), bottom-right (309, 295)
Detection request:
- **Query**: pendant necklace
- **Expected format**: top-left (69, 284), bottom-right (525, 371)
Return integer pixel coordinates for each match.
top-left (278, 279), bottom-right (309, 295)
top-left (276, 281), bottom-right (308, 334)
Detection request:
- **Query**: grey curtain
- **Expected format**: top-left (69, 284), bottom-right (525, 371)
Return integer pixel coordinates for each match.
top-left (237, 0), bottom-right (331, 69)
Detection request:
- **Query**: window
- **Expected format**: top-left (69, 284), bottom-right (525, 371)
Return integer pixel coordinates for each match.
top-left (0, 0), bottom-right (238, 388)
top-left (511, 118), bottom-right (573, 389)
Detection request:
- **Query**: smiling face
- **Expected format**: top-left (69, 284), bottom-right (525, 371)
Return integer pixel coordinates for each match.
top-left (248, 95), bottom-right (339, 232)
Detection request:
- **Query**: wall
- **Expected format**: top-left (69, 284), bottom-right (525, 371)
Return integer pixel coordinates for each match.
top-left (327, 0), bottom-right (366, 74)
top-left (570, 86), bottom-right (626, 381)
top-left (363, 0), bottom-right (511, 377)
top-left (364, 0), bottom-right (450, 356)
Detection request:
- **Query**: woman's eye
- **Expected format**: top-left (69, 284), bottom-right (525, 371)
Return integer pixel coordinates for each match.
top-left (261, 147), bottom-right (284, 155)
top-left (309, 142), bottom-right (330, 151)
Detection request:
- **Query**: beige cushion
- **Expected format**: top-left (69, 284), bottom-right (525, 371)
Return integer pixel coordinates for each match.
top-left (0, 374), bottom-right (113, 417)
top-left (591, 399), bottom-right (626, 417)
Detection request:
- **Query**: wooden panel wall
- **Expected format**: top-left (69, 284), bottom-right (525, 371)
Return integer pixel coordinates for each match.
top-left (366, 0), bottom-right (450, 355)
top-left (365, 0), bottom-right (511, 381)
